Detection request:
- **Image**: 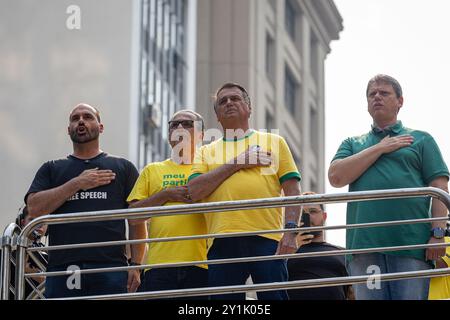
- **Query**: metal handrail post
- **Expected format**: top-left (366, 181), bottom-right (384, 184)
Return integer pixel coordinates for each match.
top-left (0, 238), bottom-right (8, 300)
top-left (15, 237), bottom-right (28, 300)
top-left (1, 223), bottom-right (21, 300)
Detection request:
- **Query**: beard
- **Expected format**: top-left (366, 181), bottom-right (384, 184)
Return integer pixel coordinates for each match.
top-left (69, 126), bottom-right (100, 144)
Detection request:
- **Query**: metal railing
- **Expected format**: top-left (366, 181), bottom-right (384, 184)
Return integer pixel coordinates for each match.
top-left (2, 187), bottom-right (450, 300)
top-left (1, 223), bottom-right (21, 300)
top-left (1, 223), bottom-right (48, 300)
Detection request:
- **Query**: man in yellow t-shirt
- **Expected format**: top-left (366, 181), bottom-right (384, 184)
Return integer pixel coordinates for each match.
top-left (188, 83), bottom-right (302, 300)
top-left (429, 236), bottom-right (450, 300)
top-left (127, 110), bottom-right (208, 298)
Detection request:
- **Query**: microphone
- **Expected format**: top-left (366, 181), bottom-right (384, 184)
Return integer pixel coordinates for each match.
top-left (84, 160), bottom-right (90, 164)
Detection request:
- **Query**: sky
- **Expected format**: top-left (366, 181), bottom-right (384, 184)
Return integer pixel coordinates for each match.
top-left (324, 0), bottom-right (450, 247)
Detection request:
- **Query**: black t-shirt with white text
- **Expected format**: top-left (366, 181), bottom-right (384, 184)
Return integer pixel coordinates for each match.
top-left (287, 242), bottom-right (349, 300)
top-left (25, 153), bottom-right (139, 267)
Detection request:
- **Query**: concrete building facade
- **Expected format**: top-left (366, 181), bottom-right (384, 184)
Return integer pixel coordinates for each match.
top-left (0, 0), bottom-right (197, 229)
top-left (0, 0), bottom-right (342, 231)
top-left (196, 0), bottom-right (342, 193)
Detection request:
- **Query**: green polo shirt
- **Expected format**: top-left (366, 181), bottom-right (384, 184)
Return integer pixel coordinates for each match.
top-left (332, 121), bottom-right (449, 261)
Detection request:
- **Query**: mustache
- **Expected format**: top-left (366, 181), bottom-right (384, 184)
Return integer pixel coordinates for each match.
top-left (69, 126), bottom-right (99, 143)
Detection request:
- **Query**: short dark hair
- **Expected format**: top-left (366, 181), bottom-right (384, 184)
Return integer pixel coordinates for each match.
top-left (16, 205), bottom-right (28, 227)
top-left (366, 74), bottom-right (403, 98)
top-left (171, 109), bottom-right (205, 132)
top-left (213, 83), bottom-right (251, 111)
top-left (301, 191), bottom-right (324, 211)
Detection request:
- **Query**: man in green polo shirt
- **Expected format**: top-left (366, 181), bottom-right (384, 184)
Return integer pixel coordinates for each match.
top-left (329, 74), bottom-right (449, 300)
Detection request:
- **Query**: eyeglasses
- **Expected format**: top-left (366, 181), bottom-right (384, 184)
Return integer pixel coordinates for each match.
top-left (302, 209), bottom-right (322, 215)
top-left (168, 120), bottom-right (195, 129)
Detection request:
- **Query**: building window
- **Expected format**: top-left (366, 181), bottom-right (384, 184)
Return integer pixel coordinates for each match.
top-left (310, 179), bottom-right (317, 193)
top-left (293, 153), bottom-right (302, 174)
top-left (268, 0), bottom-right (277, 13)
top-left (310, 32), bottom-right (319, 83)
top-left (285, 0), bottom-right (297, 41)
top-left (284, 66), bottom-right (298, 115)
top-left (265, 33), bottom-right (275, 83)
top-left (265, 109), bottom-right (275, 130)
top-left (310, 104), bottom-right (318, 156)
top-left (139, 0), bottom-right (188, 169)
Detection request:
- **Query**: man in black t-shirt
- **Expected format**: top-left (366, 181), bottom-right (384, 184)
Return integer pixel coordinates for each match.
top-left (287, 192), bottom-right (353, 300)
top-left (25, 104), bottom-right (147, 298)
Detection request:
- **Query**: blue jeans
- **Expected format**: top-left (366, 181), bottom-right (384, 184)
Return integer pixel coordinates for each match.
top-left (207, 236), bottom-right (288, 300)
top-left (45, 262), bottom-right (128, 298)
top-left (142, 266), bottom-right (208, 300)
top-left (347, 253), bottom-right (431, 300)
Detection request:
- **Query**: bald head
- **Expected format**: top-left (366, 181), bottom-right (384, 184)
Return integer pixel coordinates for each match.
top-left (69, 103), bottom-right (101, 123)
top-left (68, 103), bottom-right (103, 144)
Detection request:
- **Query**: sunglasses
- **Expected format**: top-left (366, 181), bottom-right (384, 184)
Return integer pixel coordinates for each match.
top-left (168, 120), bottom-right (195, 129)
top-left (302, 209), bottom-right (322, 215)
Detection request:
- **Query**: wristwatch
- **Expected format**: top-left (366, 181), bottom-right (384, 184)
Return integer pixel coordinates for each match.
top-left (430, 227), bottom-right (446, 239)
top-left (284, 222), bottom-right (299, 235)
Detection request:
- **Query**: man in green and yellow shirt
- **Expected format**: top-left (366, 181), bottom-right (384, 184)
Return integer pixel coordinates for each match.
top-left (188, 83), bottom-right (302, 300)
top-left (127, 110), bottom-right (208, 297)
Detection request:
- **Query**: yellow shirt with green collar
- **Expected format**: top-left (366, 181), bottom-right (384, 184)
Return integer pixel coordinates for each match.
top-left (428, 237), bottom-right (450, 300)
top-left (189, 130), bottom-right (301, 248)
top-left (127, 159), bottom-right (207, 269)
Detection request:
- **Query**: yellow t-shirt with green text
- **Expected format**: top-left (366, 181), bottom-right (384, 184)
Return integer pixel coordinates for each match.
top-left (127, 159), bottom-right (207, 269)
top-left (189, 130), bottom-right (301, 247)
top-left (428, 237), bottom-right (450, 300)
